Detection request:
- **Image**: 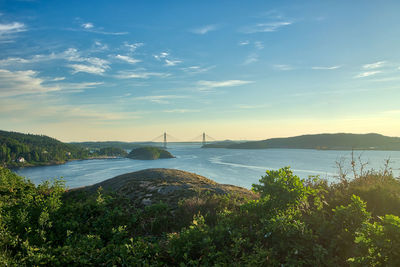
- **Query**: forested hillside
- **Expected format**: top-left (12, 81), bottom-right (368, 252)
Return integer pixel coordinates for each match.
top-left (0, 130), bottom-right (89, 167)
top-left (204, 133), bottom-right (400, 150)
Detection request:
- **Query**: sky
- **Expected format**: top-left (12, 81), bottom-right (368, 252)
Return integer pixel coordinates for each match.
top-left (0, 0), bottom-right (400, 142)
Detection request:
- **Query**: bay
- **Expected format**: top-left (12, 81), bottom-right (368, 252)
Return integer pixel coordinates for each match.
top-left (14, 143), bottom-right (400, 189)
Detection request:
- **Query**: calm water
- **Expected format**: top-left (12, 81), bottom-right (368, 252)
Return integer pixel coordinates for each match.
top-left (15, 143), bottom-right (400, 189)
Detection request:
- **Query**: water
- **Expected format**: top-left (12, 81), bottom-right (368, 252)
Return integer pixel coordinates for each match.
top-left (14, 143), bottom-right (400, 189)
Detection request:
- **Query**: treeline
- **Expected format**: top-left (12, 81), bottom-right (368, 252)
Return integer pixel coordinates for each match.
top-left (94, 147), bottom-right (128, 157)
top-left (0, 130), bottom-right (89, 167)
top-left (72, 141), bottom-right (149, 150)
top-left (203, 133), bottom-right (400, 150)
top-left (1, 163), bottom-right (399, 265)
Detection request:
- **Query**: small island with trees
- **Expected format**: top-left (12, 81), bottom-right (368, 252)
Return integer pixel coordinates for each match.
top-left (127, 146), bottom-right (175, 160)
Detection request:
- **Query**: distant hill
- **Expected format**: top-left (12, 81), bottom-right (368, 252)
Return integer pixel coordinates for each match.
top-left (0, 130), bottom-right (89, 167)
top-left (127, 146), bottom-right (175, 160)
top-left (71, 141), bottom-right (156, 150)
top-left (203, 133), bottom-right (400, 150)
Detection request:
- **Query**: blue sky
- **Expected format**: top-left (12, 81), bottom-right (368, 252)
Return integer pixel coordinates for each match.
top-left (1, 0), bottom-right (400, 141)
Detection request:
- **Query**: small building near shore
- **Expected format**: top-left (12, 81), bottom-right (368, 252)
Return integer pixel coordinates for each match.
top-left (16, 157), bottom-right (25, 163)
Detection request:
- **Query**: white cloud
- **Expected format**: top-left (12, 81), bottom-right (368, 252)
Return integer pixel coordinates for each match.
top-left (0, 69), bottom-right (59, 97)
top-left (0, 57), bottom-right (30, 65)
top-left (0, 48), bottom-right (111, 75)
top-left (81, 22), bottom-right (94, 29)
top-left (124, 42), bottom-right (144, 52)
top-left (243, 53), bottom-right (258, 65)
top-left (154, 52), bottom-right (169, 60)
top-left (94, 41), bottom-right (108, 51)
top-left (191, 24), bottom-right (217, 34)
top-left (63, 48), bottom-right (110, 75)
top-left (241, 21), bottom-right (292, 34)
top-left (52, 77), bottom-right (66, 81)
top-left (197, 80), bottom-right (253, 89)
top-left (355, 70), bottom-right (382, 78)
top-left (181, 65), bottom-right (215, 74)
top-left (165, 59), bottom-right (182, 66)
top-left (273, 64), bottom-right (293, 71)
top-left (116, 70), bottom-right (170, 79)
top-left (57, 82), bottom-right (104, 91)
top-left (115, 54), bottom-right (141, 64)
top-left (239, 40), bottom-right (250, 46)
top-left (312, 65), bottom-right (341, 70)
top-left (68, 64), bottom-right (108, 75)
top-left (363, 61), bottom-right (386, 69)
top-left (0, 22), bottom-right (26, 36)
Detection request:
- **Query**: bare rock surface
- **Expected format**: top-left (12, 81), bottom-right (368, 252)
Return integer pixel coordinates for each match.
top-left (75, 168), bottom-right (257, 207)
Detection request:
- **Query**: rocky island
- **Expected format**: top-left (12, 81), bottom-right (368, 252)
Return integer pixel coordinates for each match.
top-left (127, 146), bottom-right (175, 160)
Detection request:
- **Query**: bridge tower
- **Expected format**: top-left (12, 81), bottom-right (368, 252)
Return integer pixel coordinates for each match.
top-left (163, 132), bottom-right (167, 148)
top-left (202, 132), bottom-right (206, 145)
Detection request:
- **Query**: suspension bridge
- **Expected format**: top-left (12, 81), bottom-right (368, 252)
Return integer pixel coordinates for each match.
top-left (150, 132), bottom-right (216, 148)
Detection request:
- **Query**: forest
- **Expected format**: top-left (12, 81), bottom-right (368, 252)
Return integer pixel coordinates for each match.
top-left (0, 130), bottom-right (129, 167)
top-left (0, 130), bottom-right (89, 167)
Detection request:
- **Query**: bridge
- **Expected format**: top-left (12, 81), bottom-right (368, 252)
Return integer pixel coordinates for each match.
top-left (150, 132), bottom-right (216, 148)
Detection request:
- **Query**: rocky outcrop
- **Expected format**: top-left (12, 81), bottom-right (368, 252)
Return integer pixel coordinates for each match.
top-left (77, 168), bottom-right (257, 207)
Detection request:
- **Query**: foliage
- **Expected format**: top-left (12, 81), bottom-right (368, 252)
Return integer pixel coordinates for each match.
top-left (1, 165), bottom-right (400, 266)
top-left (127, 146), bottom-right (174, 160)
top-left (0, 130), bottom-right (89, 167)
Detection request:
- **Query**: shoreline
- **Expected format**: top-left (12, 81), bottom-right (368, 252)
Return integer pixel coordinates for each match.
top-left (8, 156), bottom-right (123, 170)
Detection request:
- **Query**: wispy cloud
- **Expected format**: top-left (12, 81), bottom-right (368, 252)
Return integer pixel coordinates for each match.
top-left (58, 82), bottom-right (103, 91)
top-left (0, 22), bottom-right (26, 42)
top-left (165, 59), bottom-right (182, 66)
top-left (0, 22), bottom-right (26, 35)
top-left (181, 65), bottom-right (215, 74)
top-left (0, 69), bottom-right (59, 97)
top-left (355, 70), bottom-right (382, 78)
top-left (63, 48), bottom-right (110, 75)
top-left (153, 52), bottom-right (169, 61)
top-left (243, 53), bottom-right (259, 65)
top-left (68, 64), bottom-right (108, 75)
top-left (124, 42), bottom-right (144, 52)
top-left (191, 24), bottom-right (218, 34)
top-left (273, 64), bottom-right (293, 71)
top-left (116, 70), bottom-right (170, 79)
top-left (115, 54), bottom-right (141, 64)
top-left (76, 22), bottom-right (128, 35)
top-left (0, 57), bottom-right (31, 65)
top-left (51, 77), bottom-right (66, 81)
top-left (363, 61), bottom-right (386, 69)
top-left (94, 41), bottom-right (108, 51)
top-left (254, 41), bottom-right (264, 50)
top-left (197, 80), bottom-right (253, 90)
top-left (239, 40), bottom-right (250, 46)
top-left (81, 22), bottom-right (94, 29)
top-left (312, 65), bottom-right (341, 70)
top-left (131, 95), bottom-right (187, 104)
top-left (241, 21), bottom-right (292, 34)
top-left (0, 47), bottom-right (111, 75)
